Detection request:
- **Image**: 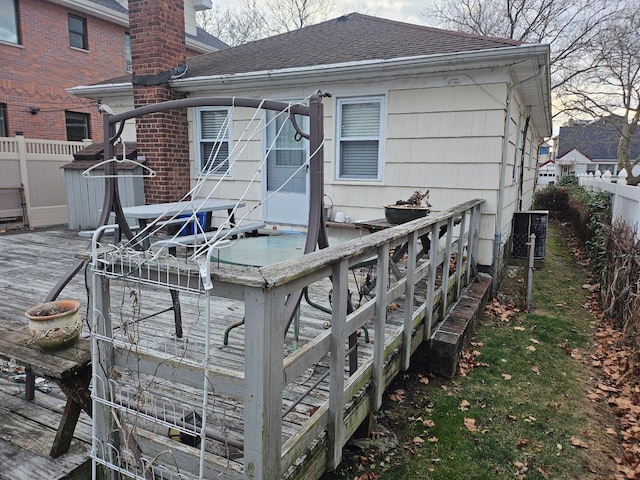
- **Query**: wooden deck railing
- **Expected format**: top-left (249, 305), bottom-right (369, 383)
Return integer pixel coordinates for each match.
top-left (90, 198), bottom-right (484, 480)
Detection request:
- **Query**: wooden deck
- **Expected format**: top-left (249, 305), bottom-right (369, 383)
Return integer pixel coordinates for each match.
top-left (0, 199), bottom-right (485, 480)
top-left (0, 229), bottom-right (94, 479)
top-left (0, 227), bottom-right (400, 479)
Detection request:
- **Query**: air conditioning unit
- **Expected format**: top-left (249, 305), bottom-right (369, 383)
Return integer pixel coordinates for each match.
top-left (512, 211), bottom-right (548, 259)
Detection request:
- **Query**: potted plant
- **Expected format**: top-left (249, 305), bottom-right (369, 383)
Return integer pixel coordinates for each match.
top-left (25, 300), bottom-right (83, 351)
top-left (384, 190), bottom-right (432, 224)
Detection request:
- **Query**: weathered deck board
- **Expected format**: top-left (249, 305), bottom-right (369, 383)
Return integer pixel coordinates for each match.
top-left (0, 224), bottom-right (457, 480)
top-left (0, 228), bottom-right (404, 479)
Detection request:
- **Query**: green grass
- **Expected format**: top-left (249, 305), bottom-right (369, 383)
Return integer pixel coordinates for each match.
top-left (323, 222), bottom-right (611, 480)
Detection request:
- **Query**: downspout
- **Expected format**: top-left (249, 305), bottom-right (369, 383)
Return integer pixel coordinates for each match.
top-left (491, 66), bottom-right (545, 295)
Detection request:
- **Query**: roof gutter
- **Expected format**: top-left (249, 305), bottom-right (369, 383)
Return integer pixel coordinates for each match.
top-left (171, 44), bottom-right (549, 91)
top-left (66, 82), bottom-right (132, 98)
top-left (491, 65), bottom-right (546, 296)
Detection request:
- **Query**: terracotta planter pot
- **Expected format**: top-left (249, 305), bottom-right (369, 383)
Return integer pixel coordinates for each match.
top-left (384, 205), bottom-right (431, 225)
top-left (25, 300), bottom-right (82, 351)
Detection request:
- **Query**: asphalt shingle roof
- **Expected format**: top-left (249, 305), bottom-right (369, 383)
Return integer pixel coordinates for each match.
top-left (557, 119), bottom-right (640, 160)
top-left (184, 13), bottom-right (522, 78)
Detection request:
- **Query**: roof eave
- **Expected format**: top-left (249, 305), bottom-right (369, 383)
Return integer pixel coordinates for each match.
top-left (174, 45), bottom-right (549, 91)
top-left (48, 0), bottom-right (128, 26)
top-left (67, 82), bottom-right (132, 99)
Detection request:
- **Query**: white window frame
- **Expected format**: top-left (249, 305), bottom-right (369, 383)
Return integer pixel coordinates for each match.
top-left (195, 107), bottom-right (231, 175)
top-left (336, 96), bottom-right (384, 181)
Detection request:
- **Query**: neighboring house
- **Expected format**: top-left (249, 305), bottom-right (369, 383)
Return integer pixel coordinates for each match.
top-left (536, 160), bottom-right (557, 185)
top-left (0, 0), bottom-right (226, 142)
top-left (538, 141), bottom-right (552, 164)
top-left (556, 117), bottom-right (640, 177)
top-left (69, 11), bottom-right (552, 273)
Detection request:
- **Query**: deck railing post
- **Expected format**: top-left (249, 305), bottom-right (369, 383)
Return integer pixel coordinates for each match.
top-left (440, 217), bottom-right (454, 320)
top-left (467, 205), bottom-right (481, 284)
top-left (328, 259), bottom-right (349, 470)
top-left (91, 272), bottom-right (117, 480)
top-left (373, 243), bottom-right (390, 410)
top-left (424, 222), bottom-right (439, 341)
top-left (402, 232), bottom-right (417, 371)
top-left (244, 286), bottom-right (285, 479)
top-left (455, 210), bottom-right (467, 299)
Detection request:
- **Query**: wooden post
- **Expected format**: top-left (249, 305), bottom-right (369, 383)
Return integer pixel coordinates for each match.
top-left (440, 217), bottom-right (454, 320)
top-left (424, 223), bottom-right (439, 341)
top-left (402, 232), bottom-right (417, 371)
top-left (243, 286), bottom-right (285, 479)
top-left (455, 210), bottom-right (467, 299)
top-left (373, 244), bottom-right (389, 410)
top-left (327, 260), bottom-right (348, 470)
top-left (91, 273), bottom-right (116, 480)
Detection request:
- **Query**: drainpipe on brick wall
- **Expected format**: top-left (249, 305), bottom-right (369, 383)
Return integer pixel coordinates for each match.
top-left (492, 66), bottom-right (545, 296)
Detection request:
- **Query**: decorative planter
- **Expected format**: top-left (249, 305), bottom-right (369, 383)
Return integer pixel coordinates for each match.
top-left (25, 300), bottom-right (82, 351)
top-left (384, 205), bottom-right (431, 225)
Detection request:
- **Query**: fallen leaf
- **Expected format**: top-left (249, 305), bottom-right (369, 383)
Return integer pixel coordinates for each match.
top-left (417, 374), bottom-right (430, 385)
top-left (459, 400), bottom-right (471, 411)
top-left (423, 419), bottom-right (435, 428)
top-left (464, 417), bottom-right (478, 432)
top-left (427, 436), bottom-right (438, 443)
top-left (517, 438), bottom-right (530, 449)
top-left (412, 436), bottom-right (425, 445)
top-left (530, 338), bottom-right (540, 344)
top-left (570, 436), bottom-right (589, 449)
top-left (507, 414), bottom-right (518, 421)
top-left (514, 326), bottom-right (526, 331)
top-left (502, 373), bottom-right (512, 380)
top-left (389, 389), bottom-right (405, 402)
top-left (531, 365), bottom-right (540, 375)
top-left (606, 427), bottom-right (617, 437)
top-left (527, 345), bottom-right (536, 352)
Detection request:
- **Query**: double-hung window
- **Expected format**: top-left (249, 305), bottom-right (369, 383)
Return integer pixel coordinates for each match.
top-left (197, 108), bottom-right (231, 175)
top-left (0, 0), bottom-right (20, 44)
top-left (65, 111), bottom-right (90, 141)
top-left (68, 14), bottom-right (88, 50)
top-left (337, 97), bottom-right (383, 180)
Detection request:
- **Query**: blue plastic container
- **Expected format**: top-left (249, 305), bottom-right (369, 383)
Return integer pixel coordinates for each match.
top-left (178, 212), bottom-right (208, 235)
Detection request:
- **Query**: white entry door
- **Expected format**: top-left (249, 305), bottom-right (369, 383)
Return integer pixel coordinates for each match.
top-left (263, 111), bottom-right (309, 225)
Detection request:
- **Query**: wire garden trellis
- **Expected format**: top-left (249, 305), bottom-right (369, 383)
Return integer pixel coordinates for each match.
top-left (89, 92), bottom-right (334, 480)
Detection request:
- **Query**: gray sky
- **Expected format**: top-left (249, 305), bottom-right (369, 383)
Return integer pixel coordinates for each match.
top-left (212, 0), bottom-right (434, 26)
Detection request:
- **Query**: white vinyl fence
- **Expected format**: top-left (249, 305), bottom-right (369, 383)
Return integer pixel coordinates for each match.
top-left (579, 171), bottom-right (640, 238)
top-left (0, 135), bottom-right (90, 228)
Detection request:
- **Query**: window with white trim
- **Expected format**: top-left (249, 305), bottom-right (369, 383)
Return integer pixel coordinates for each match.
top-left (337, 97), bottom-right (383, 180)
top-left (196, 108), bottom-right (231, 175)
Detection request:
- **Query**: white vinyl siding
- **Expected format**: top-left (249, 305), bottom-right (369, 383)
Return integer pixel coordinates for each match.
top-left (337, 97), bottom-right (383, 180)
top-left (197, 108), bottom-right (230, 175)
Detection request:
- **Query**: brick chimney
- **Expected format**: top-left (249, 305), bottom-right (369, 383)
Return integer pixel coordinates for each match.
top-left (128, 0), bottom-right (190, 203)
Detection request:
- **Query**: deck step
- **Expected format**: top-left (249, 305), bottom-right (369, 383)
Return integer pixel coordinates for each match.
top-left (427, 275), bottom-right (492, 378)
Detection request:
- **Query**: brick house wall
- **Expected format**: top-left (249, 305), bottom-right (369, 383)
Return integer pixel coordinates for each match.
top-left (0, 0), bottom-right (128, 141)
top-left (130, 0), bottom-right (190, 203)
top-left (0, 0), bottom-right (209, 143)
